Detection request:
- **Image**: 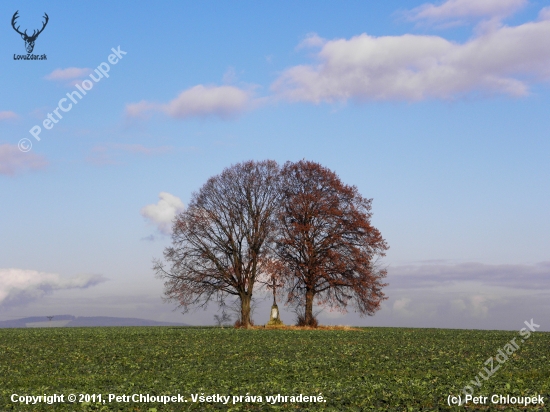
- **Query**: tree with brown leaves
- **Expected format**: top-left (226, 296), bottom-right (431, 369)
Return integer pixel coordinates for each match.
top-left (275, 160), bottom-right (388, 326)
top-left (154, 160), bottom-right (280, 328)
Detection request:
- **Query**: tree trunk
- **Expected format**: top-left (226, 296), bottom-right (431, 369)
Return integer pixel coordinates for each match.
top-left (305, 289), bottom-right (315, 326)
top-left (240, 293), bottom-right (252, 328)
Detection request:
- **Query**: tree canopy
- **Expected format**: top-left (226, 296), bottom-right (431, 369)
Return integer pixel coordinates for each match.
top-left (275, 160), bottom-right (389, 326)
top-left (154, 159), bottom-right (388, 327)
top-left (154, 160), bottom-right (280, 328)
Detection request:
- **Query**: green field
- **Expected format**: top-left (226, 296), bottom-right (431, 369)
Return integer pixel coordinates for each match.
top-left (0, 327), bottom-right (548, 411)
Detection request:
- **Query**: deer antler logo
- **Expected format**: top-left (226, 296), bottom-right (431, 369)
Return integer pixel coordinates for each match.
top-left (11, 11), bottom-right (49, 54)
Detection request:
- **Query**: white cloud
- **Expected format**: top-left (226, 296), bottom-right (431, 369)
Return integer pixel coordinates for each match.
top-left (297, 33), bottom-right (327, 49)
top-left (44, 67), bottom-right (92, 81)
top-left (273, 14), bottom-right (550, 102)
top-left (141, 192), bottom-right (185, 235)
top-left (0, 111), bottom-right (18, 121)
top-left (0, 269), bottom-right (106, 307)
top-left (539, 7), bottom-right (550, 21)
top-left (126, 85), bottom-right (252, 120)
top-left (0, 144), bottom-right (48, 176)
top-left (164, 85), bottom-right (250, 118)
top-left (406, 0), bottom-right (527, 23)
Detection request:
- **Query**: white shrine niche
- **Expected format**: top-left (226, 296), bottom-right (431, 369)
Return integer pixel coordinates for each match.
top-left (267, 304), bottom-right (283, 326)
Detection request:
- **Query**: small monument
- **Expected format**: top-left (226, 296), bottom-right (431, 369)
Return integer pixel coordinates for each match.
top-left (266, 276), bottom-right (283, 326)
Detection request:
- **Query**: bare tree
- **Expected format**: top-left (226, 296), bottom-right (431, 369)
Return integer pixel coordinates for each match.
top-left (275, 160), bottom-right (389, 326)
top-left (213, 310), bottom-right (232, 327)
top-left (154, 160), bottom-right (280, 328)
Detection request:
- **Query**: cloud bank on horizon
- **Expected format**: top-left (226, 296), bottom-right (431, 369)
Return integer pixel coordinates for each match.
top-left (0, 269), bottom-right (106, 308)
top-left (1, 261), bottom-right (547, 330)
top-left (382, 261), bottom-right (550, 329)
top-left (388, 261), bottom-right (550, 290)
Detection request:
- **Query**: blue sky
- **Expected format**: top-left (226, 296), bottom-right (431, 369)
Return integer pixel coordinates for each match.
top-left (1, 0), bottom-right (549, 330)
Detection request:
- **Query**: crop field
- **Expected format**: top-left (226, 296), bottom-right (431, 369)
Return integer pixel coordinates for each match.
top-left (0, 326), bottom-right (548, 411)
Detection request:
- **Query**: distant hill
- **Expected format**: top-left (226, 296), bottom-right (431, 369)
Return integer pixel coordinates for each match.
top-left (0, 315), bottom-right (188, 328)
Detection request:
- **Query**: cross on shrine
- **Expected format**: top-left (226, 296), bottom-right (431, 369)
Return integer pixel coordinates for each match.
top-left (266, 275), bottom-right (284, 326)
top-left (267, 276), bottom-right (282, 306)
